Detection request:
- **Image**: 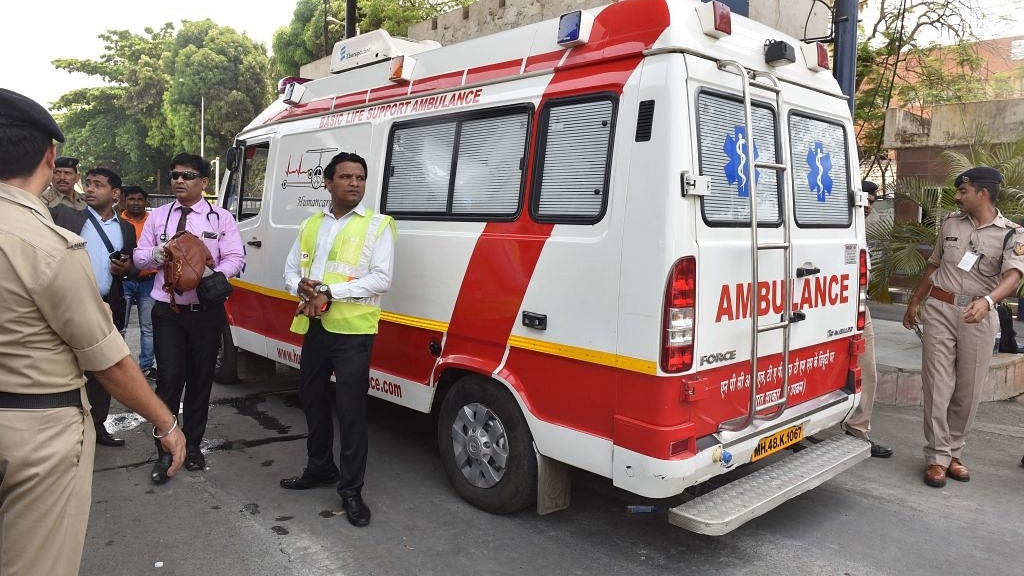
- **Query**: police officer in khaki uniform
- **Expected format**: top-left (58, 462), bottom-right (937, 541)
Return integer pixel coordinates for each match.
top-left (903, 167), bottom-right (1024, 488)
top-left (40, 154), bottom-right (87, 210)
top-left (843, 181), bottom-right (893, 458)
top-left (0, 87), bottom-right (186, 576)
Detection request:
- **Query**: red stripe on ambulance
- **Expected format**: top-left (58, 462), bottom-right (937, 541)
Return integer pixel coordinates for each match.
top-left (442, 0), bottom-right (671, 378)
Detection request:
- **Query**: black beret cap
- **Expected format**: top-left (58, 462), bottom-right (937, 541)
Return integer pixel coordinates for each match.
top-left (861, 180), bottom-right (879, 194)
top-left (955, 167), bottom-right (1002, 188)
top-left (0, 87), bottom-right (65, 143)
top-left (55, 156), bottom-right (79, 169)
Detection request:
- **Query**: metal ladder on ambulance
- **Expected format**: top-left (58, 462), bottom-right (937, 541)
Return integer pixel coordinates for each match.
top-left (669, 61), bottom-right (870, 536)
top-left (720, 61), bottom-right (795, 432)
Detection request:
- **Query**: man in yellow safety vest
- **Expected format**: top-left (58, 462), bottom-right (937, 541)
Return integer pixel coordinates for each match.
top-left (280, 151), bottom-right (395, 528)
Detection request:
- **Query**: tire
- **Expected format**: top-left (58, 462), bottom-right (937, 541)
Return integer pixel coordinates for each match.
top-left (214, 323), bottom-right (239, 384)
top-left (437, 375), bottom-right (537, 514)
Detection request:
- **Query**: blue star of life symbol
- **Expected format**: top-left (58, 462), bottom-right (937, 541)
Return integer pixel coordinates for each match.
top-left (805, 141), bottom-right (833, 202)
top-left (723, 126), bottom-right (759, 197)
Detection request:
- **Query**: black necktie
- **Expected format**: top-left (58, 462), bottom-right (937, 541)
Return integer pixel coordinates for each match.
top-left (176, 206), bottom-right (191, 233)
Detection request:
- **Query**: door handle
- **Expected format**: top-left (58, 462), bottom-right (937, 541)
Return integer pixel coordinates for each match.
top-left (247, 239), bottom-right (262, 248)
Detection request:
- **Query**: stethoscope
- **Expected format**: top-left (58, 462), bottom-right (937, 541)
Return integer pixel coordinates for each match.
top-left (160, 198), bottom-right (221, 242)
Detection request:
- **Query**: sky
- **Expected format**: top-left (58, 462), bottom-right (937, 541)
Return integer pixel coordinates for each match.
top-left (0, 0), bottom-right (301, 110)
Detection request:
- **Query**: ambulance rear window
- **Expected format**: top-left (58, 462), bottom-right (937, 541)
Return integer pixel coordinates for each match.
top-left (789, 113), bottom-right (852, 227)
top-left (696, 92), bottom-right (781, 227)
top-left (382, 106), bottom-right (530, 220)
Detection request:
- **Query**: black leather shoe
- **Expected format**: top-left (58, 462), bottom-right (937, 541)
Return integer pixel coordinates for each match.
top-left (96, 425), bottom-right (125, 447)
top-left (342, 495), bottom-right (371, 527)
top-left (279, 469), bottom-right (340, 490)
top-left (151, 451), bottom-right (172, 485)
top-left (185, 444), bottom-right (206, 471)
top-left (870, 442), bottom-right (893, 458)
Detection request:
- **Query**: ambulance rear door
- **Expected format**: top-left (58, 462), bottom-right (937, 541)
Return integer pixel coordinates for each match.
top-left (684, 54), bottom-right (860, 423)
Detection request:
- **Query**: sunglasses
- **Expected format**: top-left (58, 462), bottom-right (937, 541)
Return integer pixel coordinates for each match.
top-left (169, 170), bottom-right (201, 181)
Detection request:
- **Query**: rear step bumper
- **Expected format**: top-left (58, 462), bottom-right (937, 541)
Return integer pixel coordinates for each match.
top-left (668, 433), bottom-right (869, 535)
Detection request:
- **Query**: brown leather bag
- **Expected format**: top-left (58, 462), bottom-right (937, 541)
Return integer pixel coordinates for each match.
top-left (162, 231), bottom-right (214, 310)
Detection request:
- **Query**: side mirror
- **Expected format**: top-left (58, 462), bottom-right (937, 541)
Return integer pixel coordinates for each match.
top-left (225, 146), bottom-right (241, 172)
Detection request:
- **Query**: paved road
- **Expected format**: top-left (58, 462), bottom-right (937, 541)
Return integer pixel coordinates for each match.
top-left (82, 327), bottom-right (1024, 576)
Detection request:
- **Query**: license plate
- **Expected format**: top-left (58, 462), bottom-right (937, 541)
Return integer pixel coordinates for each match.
top-left (751, 424), bottom-right (804, 462)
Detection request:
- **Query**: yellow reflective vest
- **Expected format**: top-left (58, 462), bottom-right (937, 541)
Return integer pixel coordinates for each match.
top-left (290, 209), bottom-right (395, 335)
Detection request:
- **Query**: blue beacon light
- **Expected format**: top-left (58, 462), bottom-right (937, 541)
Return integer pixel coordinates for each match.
top-left (557, 10), bottom-right (594, 48)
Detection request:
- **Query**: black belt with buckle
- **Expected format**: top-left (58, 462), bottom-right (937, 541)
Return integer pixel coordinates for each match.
top-left (158, 301), bottom-right (206, 312)
top-left (0, 389), bottom-right (82, 409)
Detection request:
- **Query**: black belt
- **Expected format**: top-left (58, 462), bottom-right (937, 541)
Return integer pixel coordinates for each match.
top-left (157, 301), bottom-right (206, 312)
top-left (0, 389), bottom-right (82, 409)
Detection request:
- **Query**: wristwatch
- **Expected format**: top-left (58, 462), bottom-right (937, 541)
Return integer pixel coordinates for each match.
top-left (316, 284), bottom-right (332, 298)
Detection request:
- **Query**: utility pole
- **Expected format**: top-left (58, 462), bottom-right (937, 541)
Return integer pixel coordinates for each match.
top-left (323, 0), bottom-right (330, 57)
top-left (833, 0), bottom-right (859, 117)
top-left (345, 0), bottom-right (356, 38)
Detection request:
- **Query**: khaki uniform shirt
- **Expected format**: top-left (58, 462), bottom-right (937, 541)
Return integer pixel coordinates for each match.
top-left (40, 184), bottom-right (87, 210)
top-left (0, 182), bottom-right (129, 394)
top-left (928, 210), bottom-right (1024, 296)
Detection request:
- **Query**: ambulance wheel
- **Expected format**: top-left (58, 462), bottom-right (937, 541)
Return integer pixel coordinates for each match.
top-left (437, 376), bottom-right (536, 514)
top-left (214, 324), bottom-right (238, 384)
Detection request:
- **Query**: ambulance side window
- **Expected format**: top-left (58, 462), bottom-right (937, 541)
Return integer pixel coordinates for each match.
top-left (382, 105), bottom-right (530, 221)
top-left (224, 143), bottom-right (268, 222)
top-left (531, 95), bottom-right (616, 224)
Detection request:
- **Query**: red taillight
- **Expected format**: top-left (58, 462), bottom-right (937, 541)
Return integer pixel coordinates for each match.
top-left (662, 257), bottom-right (696, 373)
top-left (697, 0), bottom-right (732, 38)
top-left (801, 42), bottom-right (830, 71)
top-left (857, 249), bottom-right (868, 330)
top-left (814, 42), bottom-right (830, 70)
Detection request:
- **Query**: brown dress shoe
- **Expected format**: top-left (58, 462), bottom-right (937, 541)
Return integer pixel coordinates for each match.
top-left (947, 458), bottom-right (970, 482)
top-left (924, 464), bottom-right (947, 488)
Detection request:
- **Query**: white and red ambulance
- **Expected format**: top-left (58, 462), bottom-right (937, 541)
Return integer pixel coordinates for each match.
top-left (218, 0), bottom-right (870, 534)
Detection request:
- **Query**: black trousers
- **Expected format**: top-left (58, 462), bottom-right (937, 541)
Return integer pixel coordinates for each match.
top-left (151, 301), bottom-right (226, 448)
top-left (299, 320), bottom-right (374, 499)
top-left (85, 373), bottom-right (110, 428)
top-left (85, 290), bottom-right (127, 428)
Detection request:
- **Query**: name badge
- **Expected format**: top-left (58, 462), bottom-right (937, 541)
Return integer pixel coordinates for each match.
top-left (202, 231), bottom-right (218, 239)
top-left (958, 251), bottom-right (979, 271)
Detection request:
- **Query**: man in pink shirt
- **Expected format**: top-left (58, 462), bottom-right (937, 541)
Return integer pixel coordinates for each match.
top-left (133, 153), bottom-right (245, 484)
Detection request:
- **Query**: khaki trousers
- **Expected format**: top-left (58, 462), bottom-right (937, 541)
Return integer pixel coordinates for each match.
top-left (844, 308), bottom-right (876, 439)
top-left (0, 388), bottom-right (95, 576)
top-left (920, 300), bottom-right (996, 467)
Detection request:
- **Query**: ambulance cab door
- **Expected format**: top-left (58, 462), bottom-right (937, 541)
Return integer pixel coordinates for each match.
top-left (222, 139), bottom-right (273, 356)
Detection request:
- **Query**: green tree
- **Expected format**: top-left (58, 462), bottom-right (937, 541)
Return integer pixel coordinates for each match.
top-left (160, 20), bottom-right (277, 164)
top-left (854, 0), bottom-right (992, 174)
top-left (868, 135), bottom-right (1024, 301)
top-left (52, 26), bottom-right (177, 189)
top-left (49, 21), bottom-right (275, 191)
top-left (271, 0), bottom-right (473, 76)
